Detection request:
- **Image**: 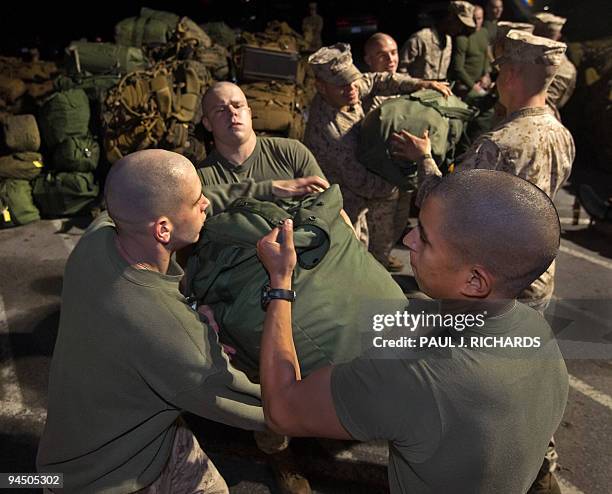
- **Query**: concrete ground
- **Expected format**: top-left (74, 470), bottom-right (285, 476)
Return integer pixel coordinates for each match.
top-left (0, 171), bottom-right (610, 493)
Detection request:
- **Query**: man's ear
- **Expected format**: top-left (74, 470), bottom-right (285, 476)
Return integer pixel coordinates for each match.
top-left (153, 217), bottom-right (172, 245)
top-left (460, 265), bottom-right (493, 298)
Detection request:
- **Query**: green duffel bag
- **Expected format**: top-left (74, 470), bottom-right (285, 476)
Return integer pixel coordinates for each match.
top-left (186, 185), bottom-right (407, 376)
top-left (0, 178), bottom-right (40, 227)
top-left (67, 41), bottom-right (148, 75)
top-left (52, 135), bottom-right (100, 173)
top-left (32, 171), bottom-right (99, 217)
top-left (115, 8), bottom-right (179, 47)
top-left (38, 89), bottom-right (90, 149)
top-left (2, 114), bottom-right (40, 152)
top-left (202, 22), bottom-right (237, 48)
top-left (0, 152), bottom-right (44, 180)
top-left (358, 89), bottom-right (477, 188)
top-left (54, 74), bottom-right (121, 103)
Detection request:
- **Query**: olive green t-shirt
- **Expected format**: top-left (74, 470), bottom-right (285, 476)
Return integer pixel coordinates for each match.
top-left (451, 28), bottom-right (491, 89)
top-left (197, 136), bottom-right (325, 194)
top-left (37, 215), bottom-right (264, 493)
top-left (331, 302), bottom-right (568, 494)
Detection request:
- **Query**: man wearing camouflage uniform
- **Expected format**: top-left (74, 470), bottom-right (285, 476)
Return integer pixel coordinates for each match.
top-left (399, 1), bottom-right (476, 79)
top-left (531, 12), bottom-right (577, 119)
top-left (304, 42), bottom-right (451, 271)
top-left (391, 30), bottom-right (575, 494)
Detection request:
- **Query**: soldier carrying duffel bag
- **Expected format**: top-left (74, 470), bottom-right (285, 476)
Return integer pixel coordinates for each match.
top-left (186, 184), bottom-right (407, 377)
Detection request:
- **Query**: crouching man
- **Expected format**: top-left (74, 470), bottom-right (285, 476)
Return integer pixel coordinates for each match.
top-left (256, 169), bottom-right (568, 493)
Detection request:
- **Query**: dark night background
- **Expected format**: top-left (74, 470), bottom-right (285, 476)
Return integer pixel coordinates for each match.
top-left (0, 0), bottom-right (610, 61)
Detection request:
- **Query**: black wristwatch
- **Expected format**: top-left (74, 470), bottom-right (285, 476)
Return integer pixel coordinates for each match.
top-left (261, 283), bottom-right (296, 310)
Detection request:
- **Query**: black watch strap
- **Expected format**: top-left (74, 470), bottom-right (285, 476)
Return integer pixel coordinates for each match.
top-left (261, 284), bottom-right (296, 310)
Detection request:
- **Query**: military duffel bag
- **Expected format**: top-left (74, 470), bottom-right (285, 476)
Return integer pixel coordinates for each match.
top-left (38, 89), bottom-right (91, 149)
top-left (52, 134), bottom-right (100, 173)
top-left (66, 41), bottom-right (148, 75)
top-left (0, 152), bottom-right (44, 180)
top-left (0, 178), bottom-right (40, 227)
top-left (115, 7), bottom-right (180, 47)
top-left (186, 185), bottom-right (407, 376)
top-left (32, 171), bottom-right (99, 217)
top-left (240, 81), bottom-right (298, 134)
top-left (358, 89), bottom-right (476, 188)
top-left (2, 114), bottom-right (40, 152)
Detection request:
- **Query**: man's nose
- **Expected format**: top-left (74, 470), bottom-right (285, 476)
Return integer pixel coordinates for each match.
top-left (403, 228), bottom-right (417, 250)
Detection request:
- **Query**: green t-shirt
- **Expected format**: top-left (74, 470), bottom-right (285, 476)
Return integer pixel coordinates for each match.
top-left (37, 216), bottom-right (264, 493)
top-left (451, 28), bottom-right (491, 89)
top-left (196, 136), bottom-right (325, 192)
top-left (331, 302), bottom-right (568, 494)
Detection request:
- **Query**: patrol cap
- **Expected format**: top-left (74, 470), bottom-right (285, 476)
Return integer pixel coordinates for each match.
top-left (449, 1), bottom-right (476, 28)
top-left (308, 43), bottom-right (362, 86)
top-left (531, 12), bottom-right (567, 37)
top-left (496, 21), bottom-right (535, 42)
top-left (495, 30), bottom-right (567, 66)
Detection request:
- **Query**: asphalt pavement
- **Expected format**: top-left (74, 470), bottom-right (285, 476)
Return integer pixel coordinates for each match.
top-left (0, 177), bottom-right (610, 493)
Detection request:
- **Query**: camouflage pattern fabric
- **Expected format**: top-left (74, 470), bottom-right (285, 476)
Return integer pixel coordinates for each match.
top-left (399, 28), bottom-right (452, 80)
top-left (303, 72), bottom-right (420, 264)
top-left (135, 422), bottom-right (228, 494)
top-left (457, 106), bottom-right (575, 304)
top-left (547, 53), bottom-right (577, 110)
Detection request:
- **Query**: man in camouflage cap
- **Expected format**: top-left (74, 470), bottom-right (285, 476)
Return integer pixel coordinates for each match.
top-left (304, 42), bottom-right (451, 271)
top-left (391, 30), bottom-right (575, 493)
top-left (399, 1), bottom-right (475, 79)
top-left (531, 12), bottom-right (577, 117)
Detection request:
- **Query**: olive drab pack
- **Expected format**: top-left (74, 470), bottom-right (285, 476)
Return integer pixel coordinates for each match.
top-left (52, 134), bottom-right (100, 173)
top-left (115, 7), bottom-right (180, 48)
top-left (32, 172), bottom-right (99, 218)
top-left (2, 114), bottom-right (40, 152)
top-left (240, 81), bottom-right (306, 140)
top-left (102, 59), bottom-right (211, 163)
top-left (66, 41), bottom-right (148, 75)
top-left (38, 89), bottom-right (91, 149)
top-left (0, 152), bottom-right (44, 180)
top-left (186, 185), bottom-right (407, 376)
top-left (201, 22), bottom-right (237, 48)
top-left (358, 90), bottom-right (476, 188)
top-left (0, 178), bottom-right (40, 227)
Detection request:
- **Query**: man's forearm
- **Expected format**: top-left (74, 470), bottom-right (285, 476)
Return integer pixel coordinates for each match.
top-left (415, 155), bottom-right (443, 207)
top-left (259, 276), bottom-right (301, 431)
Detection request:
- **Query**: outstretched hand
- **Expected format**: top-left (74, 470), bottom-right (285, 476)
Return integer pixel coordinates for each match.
top-left (390, 129), bottom-right (432, 161)
top-left (256, 219), bottom-right (297, 287)
top-left (423, 80), bottom-right (453, 98)
top-left (197, 304), bottom-right (237, 359)
top-left (272, 176), bottom-right (329, 197)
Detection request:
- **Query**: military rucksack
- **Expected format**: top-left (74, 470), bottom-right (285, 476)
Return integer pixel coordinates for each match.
top-left (38, 89), bottom-right (91, 149)
top-left (0, 152), bottom-right (44, 180)
top-left (103, 60), bottom-right (210, 163)
top-left (32, 171), bottom-right (99, 217)
top-left (0, 178), bottom-right (40, 227)
top-left (52, 134), bottom-right (100, 173)
top-left (358, 90), bottom-right (476, 188)
top-left (66, 41), bottom-right (149, 75)
top-left (2, 114), bottom-right (40, 152)
top-left (240, 81), bottom-right (305, 139)
top-left (115, 7), bottom-right (180, 47)
top-left (186, 185), bottom-right (407, 376)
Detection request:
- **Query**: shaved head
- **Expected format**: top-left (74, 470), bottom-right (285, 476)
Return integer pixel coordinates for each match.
top-left (427, 169), bottom-right (560, 297)
top-left (105, 149), bottom-right (199, 230)
top-left (202, 81), bottom-right (247, 117)
top-left (364, 33), bottom-right (399, 73)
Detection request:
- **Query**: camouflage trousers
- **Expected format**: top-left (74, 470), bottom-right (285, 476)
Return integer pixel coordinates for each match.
top-left (341, 187), bottom-right (411, 267)
top-left (138, 421), bottom-right (229, 494)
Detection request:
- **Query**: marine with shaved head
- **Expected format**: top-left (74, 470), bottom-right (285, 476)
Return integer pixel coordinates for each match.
top-left (37, 149), bottom-right (265, 493)
top-left (197, 81), bottom-right (329, 203)
top-left (255, 168), bottom-right (568, 493)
